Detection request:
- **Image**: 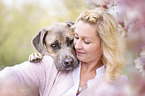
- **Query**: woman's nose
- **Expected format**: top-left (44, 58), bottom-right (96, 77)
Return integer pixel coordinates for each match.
top-left (74, 40), bottom-right (82, 50)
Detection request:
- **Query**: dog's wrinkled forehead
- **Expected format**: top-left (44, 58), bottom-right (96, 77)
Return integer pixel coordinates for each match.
top-left (47, 23), bottom-right (73, 36)
top-left (45, 23), bottom-right (74, 45)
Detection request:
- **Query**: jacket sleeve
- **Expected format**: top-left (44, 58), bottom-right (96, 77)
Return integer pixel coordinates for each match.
top-left (0, 55), bottom-right (55, 96)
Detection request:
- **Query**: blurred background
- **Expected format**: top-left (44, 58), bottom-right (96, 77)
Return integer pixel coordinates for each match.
top-left (0, 0), bottom-right (90, 67)
top-left (0, 0), bottom-right (145, 95)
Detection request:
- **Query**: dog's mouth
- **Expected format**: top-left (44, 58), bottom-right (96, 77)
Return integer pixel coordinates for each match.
top-left (65, 66), bottom-right (73, 70)
top-left (55, 59), bottom-right (78, 71)
top-left (55, 63), bottom-right (74, 71)
top-left (63, 62), bottom-right (74, 70)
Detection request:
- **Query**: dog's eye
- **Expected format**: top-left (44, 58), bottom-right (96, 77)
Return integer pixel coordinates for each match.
top-left (50, 40), bottom-right (60, 50)
top-left (66, 37), bottom-right (74, 47)
top-left (67, 39), bottom-right (73, 46)
top-left (70, 39), bottom-right (74, 45)
top-left (51, 44), bottom-right (57, 48)
top-left (51, 44), bottom-right (59, 50)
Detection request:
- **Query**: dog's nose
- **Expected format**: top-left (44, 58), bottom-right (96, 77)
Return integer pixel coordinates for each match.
top-left (64, 57), bottom-right (74, 66)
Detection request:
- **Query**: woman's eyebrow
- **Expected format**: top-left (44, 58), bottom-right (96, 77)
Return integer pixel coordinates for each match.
top-left (82, 36), bottom-right (93, 40)
top-left (74, 32), bottom-right (93, 40)
top-left (74, 32), bottom-right (78, 35)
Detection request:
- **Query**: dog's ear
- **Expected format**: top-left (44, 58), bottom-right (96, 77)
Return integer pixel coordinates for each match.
top-left (32, 29), bottom-right (48, 56)
top-left (65, 21), bottom-right (75, 28)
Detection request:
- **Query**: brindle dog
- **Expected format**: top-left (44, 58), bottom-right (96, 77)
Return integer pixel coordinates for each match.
top-left (29, 22), bottom-right (78, 71)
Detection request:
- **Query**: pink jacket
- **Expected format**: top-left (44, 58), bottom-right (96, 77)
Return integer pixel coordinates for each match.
top-left (0, 55), bottom-right (129, 96)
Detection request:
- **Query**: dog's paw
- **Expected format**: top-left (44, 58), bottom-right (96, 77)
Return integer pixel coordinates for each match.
top-left (29, 52), bottom-right (42, 63)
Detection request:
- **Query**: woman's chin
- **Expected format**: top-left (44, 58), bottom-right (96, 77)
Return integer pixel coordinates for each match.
top-left (77, 56), bottom-right (85, 62)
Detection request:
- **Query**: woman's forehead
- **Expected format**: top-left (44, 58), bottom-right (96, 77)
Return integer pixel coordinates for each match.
top-left (74, 21), bottom-right (98, 37)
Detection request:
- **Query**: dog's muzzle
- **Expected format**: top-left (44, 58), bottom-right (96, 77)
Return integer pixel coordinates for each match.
top-left (55, 54), bottom-right (78, 71)
top-left (64, 57), bottom-right (74, 67)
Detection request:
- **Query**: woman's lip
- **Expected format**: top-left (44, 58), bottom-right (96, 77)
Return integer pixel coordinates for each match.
top-left (76, 51), bottom-right (84, 55)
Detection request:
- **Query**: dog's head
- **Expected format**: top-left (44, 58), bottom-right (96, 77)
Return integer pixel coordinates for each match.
top-left (32, 22), bottom-right (78, 70)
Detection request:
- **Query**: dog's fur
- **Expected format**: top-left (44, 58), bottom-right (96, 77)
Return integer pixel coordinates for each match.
top-left (31, 22), bottom-right (78, 70)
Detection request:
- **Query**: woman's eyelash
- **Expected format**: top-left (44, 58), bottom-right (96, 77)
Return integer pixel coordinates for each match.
top-left (74, 37), bottom-right (79, 39)
top-left (84, 41), bottom-right (90, 44)
top-left (74, 36), bottom-right (90, 44)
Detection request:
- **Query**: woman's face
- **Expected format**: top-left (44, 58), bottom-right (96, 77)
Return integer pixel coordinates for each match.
top-left (74, 20), bottom-right (102, 63)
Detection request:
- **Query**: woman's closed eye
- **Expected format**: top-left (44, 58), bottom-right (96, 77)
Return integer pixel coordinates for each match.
top-left (84, 40), bottom-right (90, 44)
top-left (74, 36), bottom-right (90, 44)
top-left (74, 36), bottom-right (79, 39)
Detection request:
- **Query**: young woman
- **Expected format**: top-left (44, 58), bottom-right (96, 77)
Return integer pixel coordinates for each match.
top-left (0, 8), bottom-right (129, 96)
top-left (72, 8), bottom-right (128, 96)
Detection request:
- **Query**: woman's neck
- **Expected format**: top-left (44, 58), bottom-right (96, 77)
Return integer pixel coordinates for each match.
top-left (81, 59), bottom-right (103, 73)
top-left (79, 59), bottom-right (103, 92)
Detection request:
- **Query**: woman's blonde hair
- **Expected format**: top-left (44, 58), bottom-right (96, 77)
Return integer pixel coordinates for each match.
top-left (74, 7), bottom-right (126, 82)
